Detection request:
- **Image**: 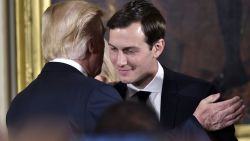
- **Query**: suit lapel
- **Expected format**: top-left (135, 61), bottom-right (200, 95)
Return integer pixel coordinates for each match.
top-left (113, 82), bottom-right (127, 100)
top-left (160, 66), bottom-right (179, 129)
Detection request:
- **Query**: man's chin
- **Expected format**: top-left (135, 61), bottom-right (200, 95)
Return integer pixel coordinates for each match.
top-left (120, 78), bottom-right (133, 84)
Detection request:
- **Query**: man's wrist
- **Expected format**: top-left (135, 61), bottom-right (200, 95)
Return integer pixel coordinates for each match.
top-left (191, 115), bottom-right (205, 130)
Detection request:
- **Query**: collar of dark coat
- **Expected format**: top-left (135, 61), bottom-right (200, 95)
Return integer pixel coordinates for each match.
top-left (41, 62), bottom-right (84, 75)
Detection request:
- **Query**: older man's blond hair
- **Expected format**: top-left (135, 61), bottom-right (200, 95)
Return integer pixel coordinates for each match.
top-left (42, 0), bottom-right (104, 62)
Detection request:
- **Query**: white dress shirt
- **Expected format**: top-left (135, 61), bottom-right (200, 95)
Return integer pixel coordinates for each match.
top-left (127, 62), bottom-right (164, 119)
top-left (50, 58), bottom-right (88, 77)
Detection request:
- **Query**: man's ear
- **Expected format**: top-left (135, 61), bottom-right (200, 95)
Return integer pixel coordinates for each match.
top-left (86, 38), bottom-right (97, 54)
top-left (152, 39), bottom-right (165, 58)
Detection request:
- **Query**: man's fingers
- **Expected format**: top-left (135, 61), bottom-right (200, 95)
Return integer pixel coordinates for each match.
top-left (214, 98), bottom-right (243, 120)
top-left (220, 98), bottom-right (243, 113)
top-left (212, 113), bottom-right (244, 131)
top-left (214, 96), bottom-right (241, 110)
top-left (222, 113), bottom-right (244, 129)
top-left (194, 94), bottom-right (244, 131)
top-left (224, 104), bottom-right (245, 121)
top-left (203, 93), bottom-right (221, 103)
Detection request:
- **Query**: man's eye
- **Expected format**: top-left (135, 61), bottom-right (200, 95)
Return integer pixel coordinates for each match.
top-left (124, 49), bottom-right (136, 54)
top-left (110, 47), bottom-right (117, 51)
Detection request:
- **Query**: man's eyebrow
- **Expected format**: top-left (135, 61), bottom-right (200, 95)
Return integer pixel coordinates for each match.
top-left (108, 43), bottom-right (117, 48)
top-left (108, 43), bottom-right (137, 49)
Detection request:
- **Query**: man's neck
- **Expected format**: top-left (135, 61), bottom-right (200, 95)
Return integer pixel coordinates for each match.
top-left (132, 73), bottom-right (157, 89)
top-left (50, 58), bottom-right (88, 76)
top-left (129, 61), bottom-right (161, 90)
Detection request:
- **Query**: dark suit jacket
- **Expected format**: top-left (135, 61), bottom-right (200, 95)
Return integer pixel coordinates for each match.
top-left (6, 62), bottom-right (122, 134)
top-left (114, 66), bottom-right (237, 141)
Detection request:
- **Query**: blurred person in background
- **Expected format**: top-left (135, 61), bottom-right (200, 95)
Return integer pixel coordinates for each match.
top-left (95, 102), bottom-right (160, 134)
top-left (0, 127), bottom-right (6, 141)
top-left (8, 118), bottom-right (78, 141)
top-left (95, 102), bottom-right (211, 141)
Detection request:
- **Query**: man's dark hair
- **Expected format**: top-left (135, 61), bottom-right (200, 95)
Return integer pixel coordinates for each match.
top-left (95, 102), bottom-right (160, 134)
top-left (107, 0), bottom-right (166, 47)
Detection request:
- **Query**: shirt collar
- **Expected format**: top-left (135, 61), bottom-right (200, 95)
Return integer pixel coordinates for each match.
top-left (127, 61), bottom-right (164, 93)
top-left (50, 58), bottom-right (88, 76)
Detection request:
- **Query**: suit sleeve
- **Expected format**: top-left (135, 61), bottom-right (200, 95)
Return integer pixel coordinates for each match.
top-left (182, 115), bottom-right (237, 141)
top-left (6, 94), bottom-right (24, 129)
top-left (165, 116), bottom-right (211, 141)
top-left (85, 85), bottom-right (122, 132)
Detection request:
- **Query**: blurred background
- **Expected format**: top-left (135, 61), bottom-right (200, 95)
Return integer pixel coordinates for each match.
top-left (0, 0), bottom-right (249, 140)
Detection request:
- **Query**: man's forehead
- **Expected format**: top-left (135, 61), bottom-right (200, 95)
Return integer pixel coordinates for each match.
top-left (108, 42), bottom-right (138, 49)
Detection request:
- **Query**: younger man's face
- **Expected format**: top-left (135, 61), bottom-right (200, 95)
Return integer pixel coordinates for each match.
top-left (108, 22), bottom-right (158, 88)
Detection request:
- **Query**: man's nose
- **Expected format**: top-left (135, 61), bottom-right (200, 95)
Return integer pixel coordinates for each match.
top-left (117, 52), bottom-right (127, 66)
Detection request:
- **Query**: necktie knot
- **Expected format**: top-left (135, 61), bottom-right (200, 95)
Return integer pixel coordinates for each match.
top-left (133, 91), bottom-right (151, 103)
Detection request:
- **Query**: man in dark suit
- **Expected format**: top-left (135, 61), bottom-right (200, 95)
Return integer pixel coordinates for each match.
top-left (6, 1), bottom-right (122, 135)
top-left (106, 0), bottom-right (244, 140)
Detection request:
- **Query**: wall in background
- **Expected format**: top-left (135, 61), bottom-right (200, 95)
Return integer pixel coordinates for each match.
top-left (0, 0), bottom-right (9, 131)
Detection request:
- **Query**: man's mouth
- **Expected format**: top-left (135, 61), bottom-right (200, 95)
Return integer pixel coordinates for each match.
top-left (118, 69), bottom-right (130, 75)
